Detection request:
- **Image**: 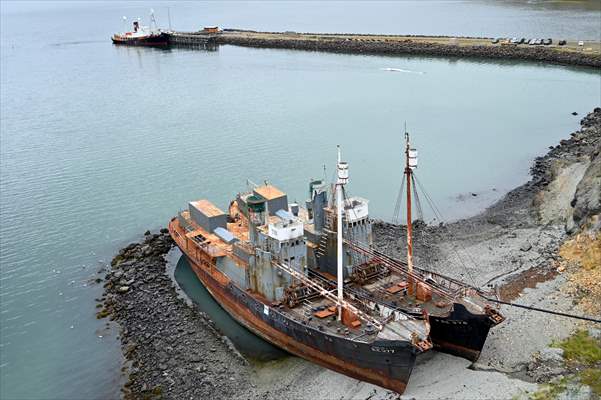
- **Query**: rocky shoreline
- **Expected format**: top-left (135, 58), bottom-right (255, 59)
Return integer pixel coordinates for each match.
top-left (217, 31), bottom-right (601, 68)
top-left (98, 109), bottom-right (600, 399)
top-left (99, 232), bottom-right (253, 399)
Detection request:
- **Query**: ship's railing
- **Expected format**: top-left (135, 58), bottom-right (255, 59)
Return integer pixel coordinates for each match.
top-left (176, 211), bottom-right (224, 259)
top-left (232, 241), bottom-right (255, 260)
top-left (345, 239), bottom-right (469, 299)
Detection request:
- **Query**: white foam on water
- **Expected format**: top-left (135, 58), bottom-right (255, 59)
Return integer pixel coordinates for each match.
top-left (380, 67), bottom-right (425, 74)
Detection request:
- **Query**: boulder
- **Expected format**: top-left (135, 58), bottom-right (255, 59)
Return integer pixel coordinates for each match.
top-left (539, 347), bottom-right (564, 363)
top-left (569, 152), bottom-right (601, 233)
top-left (520, 242), bottom-right (533, 252)
top-left (588, 327), bottom-right (601, 340)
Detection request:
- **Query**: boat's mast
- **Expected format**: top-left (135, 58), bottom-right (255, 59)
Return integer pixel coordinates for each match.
top-left (336, 145), bottom-right (348, 321)
top-left (149, 8), bottom-right (157, 32)
top-left (405, 132), bottom-right (414, 283)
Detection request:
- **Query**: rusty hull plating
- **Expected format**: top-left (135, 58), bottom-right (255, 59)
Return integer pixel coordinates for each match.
top-left (168, 187), bottom-right (433, 394)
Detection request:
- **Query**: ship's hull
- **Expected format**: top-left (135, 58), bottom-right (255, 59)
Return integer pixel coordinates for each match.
top-left (427, 304), bottom-right (494, 361)
top-left (316, 270), bottom-right (495, 362)
top-left (169, 223), bottom-right (418, 394)
top-left (111, 33), bottom-right (169, 47)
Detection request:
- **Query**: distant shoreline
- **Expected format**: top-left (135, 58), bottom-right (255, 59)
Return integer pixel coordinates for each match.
top-left (209, 29), bottom-right (601, 68)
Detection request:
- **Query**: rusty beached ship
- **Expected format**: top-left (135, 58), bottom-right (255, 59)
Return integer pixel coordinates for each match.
top-left (169, 148), bottom-right (433, 394)
top-left (169, 140), bottom-right (505, 392)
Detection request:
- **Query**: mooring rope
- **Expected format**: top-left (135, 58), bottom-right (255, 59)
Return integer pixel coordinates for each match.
top-left (478, 294), bottom-right (601, 324)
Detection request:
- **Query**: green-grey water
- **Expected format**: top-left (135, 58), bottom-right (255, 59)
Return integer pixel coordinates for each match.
top-left (1, 1), bottom-right (600, 399)
top-left (170, 251), bottom-right (286, 361)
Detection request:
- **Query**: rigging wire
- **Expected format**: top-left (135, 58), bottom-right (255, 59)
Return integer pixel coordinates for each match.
top-left (411, 173), bottom-right (479, 288)
top-left (477, 295), bottom-right (601, 324)
top-left (411, 174), bottom-right (424, 222)
top-left (348, 238), bottom-right (601, 323)
top-left (392, 175), bottom-right (406, 224)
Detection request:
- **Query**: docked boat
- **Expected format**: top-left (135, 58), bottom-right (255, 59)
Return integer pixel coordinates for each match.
top-left (302, 132), bottom-right (505, 361)
top-left (169, 148), bottom-right (432, 394)
top-left (112, 12), bottom-right (168, 47)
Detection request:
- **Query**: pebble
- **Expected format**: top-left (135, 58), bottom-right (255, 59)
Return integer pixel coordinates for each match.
top-left (520, 242), bottom-right (532, 252)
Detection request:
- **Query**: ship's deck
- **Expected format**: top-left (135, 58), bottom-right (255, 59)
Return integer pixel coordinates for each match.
top-left (171, 214), bottom-right (430, 345)
top-left (265, 290), bottom-right (429, 344)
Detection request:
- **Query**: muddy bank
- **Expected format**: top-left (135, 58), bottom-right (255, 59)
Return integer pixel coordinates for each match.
top-left (217, 30), bottom-right (601, 68)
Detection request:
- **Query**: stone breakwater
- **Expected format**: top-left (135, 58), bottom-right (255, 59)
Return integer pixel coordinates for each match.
top-left (99, 231), bottom-right (253, 399)
top-left (216, 31), bottom-right (601, 68)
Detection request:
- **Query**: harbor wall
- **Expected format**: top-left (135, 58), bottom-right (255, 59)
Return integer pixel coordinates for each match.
top-left (212, 31), bottom-right (601, 68)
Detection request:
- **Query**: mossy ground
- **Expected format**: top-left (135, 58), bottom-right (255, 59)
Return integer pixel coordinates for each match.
top-left (552, 330), bottom-right (601, 365)
top-left (525, 330), bottom-right (601, 399)
top-left (528, 377), bottom-right (568, 400)
top-left (580, 368), bottom-right (601, 395)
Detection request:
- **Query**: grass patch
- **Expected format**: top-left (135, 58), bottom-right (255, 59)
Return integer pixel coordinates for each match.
top-left (551, 330), bottom-right (601, 365)
top-left (529, 377), bottom-right (568, 400)
top-left (579, 368), bottom-right (601, 396)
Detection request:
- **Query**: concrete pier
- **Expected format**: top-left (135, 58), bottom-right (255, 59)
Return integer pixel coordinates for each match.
top-left (167, 32), bottom-right (218, 48)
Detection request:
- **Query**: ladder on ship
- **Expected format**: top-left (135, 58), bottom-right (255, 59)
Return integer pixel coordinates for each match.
top-left (315, 211), bottom-right (334, 259)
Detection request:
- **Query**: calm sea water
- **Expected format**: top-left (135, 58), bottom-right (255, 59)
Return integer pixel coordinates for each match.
top-left (170, 252), bottom-right (286, 361)
top-left (1, 1), bottom-right (600, 399)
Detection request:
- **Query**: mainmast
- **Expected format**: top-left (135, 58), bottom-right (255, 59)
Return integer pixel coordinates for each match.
top-left (404, 132), bottom-right (418, 288)
top-left (336, 145), bottom-right (349, 321)
top-left (149, 9), bottom-right (157, 32)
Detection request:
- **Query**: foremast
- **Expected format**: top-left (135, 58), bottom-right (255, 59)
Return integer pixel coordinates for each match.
top-left (336, 145), bottom-right (349, 321)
